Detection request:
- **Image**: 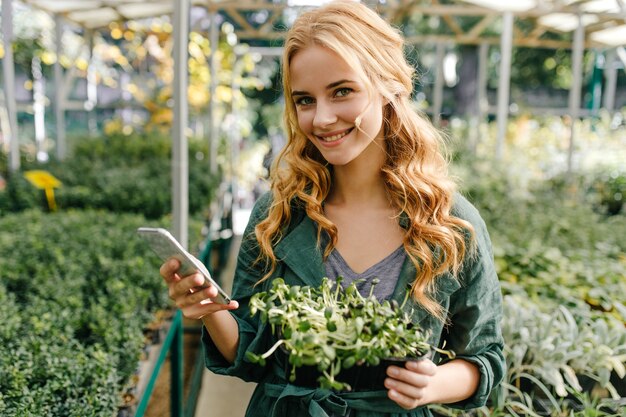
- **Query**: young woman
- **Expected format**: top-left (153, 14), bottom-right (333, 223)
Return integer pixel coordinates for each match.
top-left (160, 1), bottom-right (505, 416)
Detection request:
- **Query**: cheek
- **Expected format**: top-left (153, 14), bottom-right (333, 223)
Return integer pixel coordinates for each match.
top-left (336, 102), bottom-right (362, 122)
top-left (296, 110), bottom-right (313, 133)
top-left (365, 99), bottom-right (385, 129)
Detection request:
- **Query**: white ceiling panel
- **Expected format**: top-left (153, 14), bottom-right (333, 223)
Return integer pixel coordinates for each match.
top-left (591, 25), bottom-right (626, 45)
top-left (538, 13), bottom-right (600, 32)
top-left (27, 0), bottom-right (103, 13)
top-left (117, 3), bottom-right (173, 20)
top-left (67, 7), bottom-right (120, 28)
top-left (459, 0), bottom-right (537, 12)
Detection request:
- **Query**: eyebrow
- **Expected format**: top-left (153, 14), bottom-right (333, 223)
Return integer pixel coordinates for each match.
top-left (291, 79), bottom-right (355, 97)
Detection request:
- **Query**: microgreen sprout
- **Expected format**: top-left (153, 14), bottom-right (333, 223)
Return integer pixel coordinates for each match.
top-left (246, 277), bottom-right (455, 391)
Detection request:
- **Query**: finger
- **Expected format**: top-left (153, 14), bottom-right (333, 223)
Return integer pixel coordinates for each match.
top-left (160, 258), bottom-right (181, 282)
top-left (201, 299), bottom-right (239, 310)
top-left (384, 377), bottom-right (425, 402)
top-left (175, 283), bottom-right (238, 310)
top-left (406, 358), bottom-right (437, 376)
top-left (181, 299), bottom-right (239, 320)
top-left (387, 388), bottom-right (420, 410)
top-left (176, 285), bottom-right (215, 309)
top-left (170, 273), bottom-right (205, 299)
top-left (386, 365), bottom-right (429, 388)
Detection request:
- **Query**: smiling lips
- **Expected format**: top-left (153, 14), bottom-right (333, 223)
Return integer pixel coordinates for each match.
top-left (316, 127), bottom-right (354, 143)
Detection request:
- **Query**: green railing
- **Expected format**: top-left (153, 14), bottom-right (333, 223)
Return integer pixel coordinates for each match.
top-left (135, 309), bottom-right (185, 417)
top-left (133, 312), bottom-right (207, 417)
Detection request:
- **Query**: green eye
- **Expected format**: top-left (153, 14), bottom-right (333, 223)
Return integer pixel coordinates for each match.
top-left (294, 96), bottom-right (314, 106)
top-left (335, 87), bottom-right (352, 97)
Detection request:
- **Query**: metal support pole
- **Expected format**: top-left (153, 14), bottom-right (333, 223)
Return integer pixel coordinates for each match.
top-left (54, 14), bottom-right (67, 160)
top-left (32, 57), bottom-right (47, 162)
top-left (470, 43), bottom-right (489, 154)
top-left (172, 0), bottom-right (190, 248)
top-left (603, 48), bottom-right (617, 113)
top-left (1, 0), bottom-right (20, 171)
top-left (477, 43), bottom-right (488, 120)
top-left (86, 29), bottom-right (98, 135)
top-left (567, 16), bottom-right (584, 174)
top-left (231, 53), bottom-right (245, 212)
top-left (209, 11), bottom-right (219, 175)
top-left (495, 12), bottom-right (513, 161)
top-left (432, 42), bottom-right (445, 127)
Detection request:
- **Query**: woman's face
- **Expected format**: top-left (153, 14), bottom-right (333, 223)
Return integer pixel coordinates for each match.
top-left (289, 45), bottom-right (385, 167)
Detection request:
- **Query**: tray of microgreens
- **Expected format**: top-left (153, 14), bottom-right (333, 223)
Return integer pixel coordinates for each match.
top-left (246, 277), bottom-right (455, 391)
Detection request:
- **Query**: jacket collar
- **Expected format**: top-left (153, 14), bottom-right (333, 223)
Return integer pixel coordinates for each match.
top-left (273, 214), bottom-right (326, 288)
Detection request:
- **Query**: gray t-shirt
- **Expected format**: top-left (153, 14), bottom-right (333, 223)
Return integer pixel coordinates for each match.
top-left (324, 244), bottom-right (406, 301)
top-left (324, 244), bottom-right (406, 417)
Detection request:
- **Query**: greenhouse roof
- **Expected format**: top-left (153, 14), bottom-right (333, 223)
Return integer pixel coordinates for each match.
top-left (17, 0), bottom-right (210, 29)
top-left (458, 0), bottom-right (626, 47)
top-left (8, 0), bottom-right (626, 48)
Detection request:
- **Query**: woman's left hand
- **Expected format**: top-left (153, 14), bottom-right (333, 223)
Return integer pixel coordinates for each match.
top-left (384, 358), bottom-right (437, 410)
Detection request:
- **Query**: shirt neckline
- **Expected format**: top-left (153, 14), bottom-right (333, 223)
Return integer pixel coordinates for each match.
top-left (329, 244), bottom-right (405, 276)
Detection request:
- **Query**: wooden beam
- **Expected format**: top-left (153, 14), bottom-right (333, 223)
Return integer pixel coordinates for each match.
top-left (467, 15), bottom-right (497, 38)
top-left (528, 22), bottom-right (549, 39)
top-left (224, 7), bottom-right (255, 33)
top-left (404, 34), bottom-right (603, 49)
top-left (432, 0), bottom-right (465, 36)
top-left (586, 19), bottom-right (623, 34)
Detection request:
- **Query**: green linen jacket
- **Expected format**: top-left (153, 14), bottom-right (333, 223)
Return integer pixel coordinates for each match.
top-left (202, 192), bottom-right (506, 417)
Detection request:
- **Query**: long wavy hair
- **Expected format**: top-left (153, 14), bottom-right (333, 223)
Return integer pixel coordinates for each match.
top-left (254, 0), bottom-right (473, 321)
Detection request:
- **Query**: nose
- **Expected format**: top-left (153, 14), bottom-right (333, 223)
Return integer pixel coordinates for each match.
top-left (312, 101), bottom-right (336, 129)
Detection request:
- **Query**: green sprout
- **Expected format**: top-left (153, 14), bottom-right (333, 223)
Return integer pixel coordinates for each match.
top-left (246, 277), bottom-right (455, 391)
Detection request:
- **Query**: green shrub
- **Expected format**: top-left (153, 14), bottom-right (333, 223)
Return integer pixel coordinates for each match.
top-left (585, 169), bottom-right (625, 216)
top-left (0, 133), bottom-right (219, 218)
top-left (0, 173), bottom-right (43, 214)
top-left (0, 209), bottom-right (172, 415)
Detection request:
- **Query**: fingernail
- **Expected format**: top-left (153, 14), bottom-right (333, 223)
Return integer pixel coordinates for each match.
top-left (388, 367), bottom-right (399, 377)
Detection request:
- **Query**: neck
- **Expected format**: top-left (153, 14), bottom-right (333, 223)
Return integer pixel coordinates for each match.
top-left (327, 144), bottom-right (388, 207)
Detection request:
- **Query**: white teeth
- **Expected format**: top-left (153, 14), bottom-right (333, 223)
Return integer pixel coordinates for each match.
top-left (319, 130), bottom-right (350, 142)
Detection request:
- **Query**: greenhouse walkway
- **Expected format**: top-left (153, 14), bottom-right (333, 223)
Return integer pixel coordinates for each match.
top-left (195, 208), bottom-right (257, 417)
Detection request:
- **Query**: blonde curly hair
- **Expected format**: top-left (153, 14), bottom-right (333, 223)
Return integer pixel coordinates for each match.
top-left (255, 0), bottom-right (473, 321)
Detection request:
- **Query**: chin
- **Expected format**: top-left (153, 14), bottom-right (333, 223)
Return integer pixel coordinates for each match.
top-left (322, 157), bottom-right (353, 167)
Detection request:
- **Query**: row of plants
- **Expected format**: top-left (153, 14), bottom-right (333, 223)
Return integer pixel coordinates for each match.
top-left (0, 132), bottom-right (219, 219)
top-left (0, 209), bottom-right (176, 416)
top-left (482, 179), bottom-right (625, 323)
top-left (432, 159), bottom-right (626, 416)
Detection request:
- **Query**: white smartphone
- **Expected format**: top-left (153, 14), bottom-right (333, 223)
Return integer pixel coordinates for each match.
top-left (137, 227), bottom-right (231, 305)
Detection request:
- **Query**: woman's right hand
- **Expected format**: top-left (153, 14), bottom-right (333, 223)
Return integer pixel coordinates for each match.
top-left (160, 258), bottom-right (239, 320)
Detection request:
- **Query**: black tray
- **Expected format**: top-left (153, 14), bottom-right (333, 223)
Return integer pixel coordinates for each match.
top-left (288, 354), bottom-right (431, 391)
